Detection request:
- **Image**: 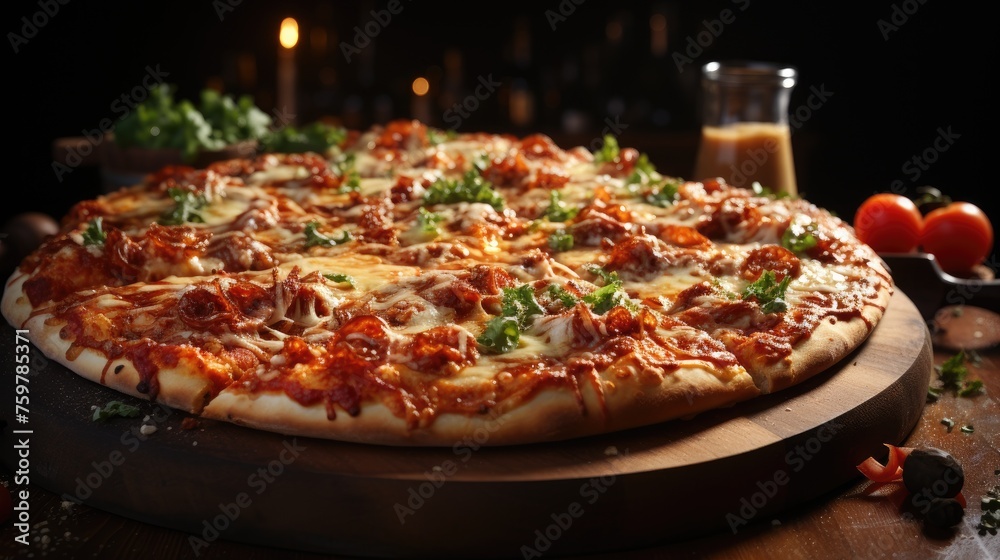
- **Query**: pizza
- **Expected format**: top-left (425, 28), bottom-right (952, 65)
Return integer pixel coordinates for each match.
top-left (1, 119), bottom-right (892, 446)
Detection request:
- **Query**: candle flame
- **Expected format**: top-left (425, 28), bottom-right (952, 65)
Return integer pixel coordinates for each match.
top-left (411, 77), bottom-right (430, 97)
top-left (280, 18), bottom-right (299, 49)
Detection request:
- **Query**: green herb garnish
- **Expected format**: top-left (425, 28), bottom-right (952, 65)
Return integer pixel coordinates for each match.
top-left (931, 351), bottom-right (985, 398)
top-left (304, 221), bottom-right (351, 248)
top-left (476, 316), bottom-right (521, 353)
top-left (961, 424), bottom-right (975, 434)
top-left (547, 284), bottom-right (579, 308)
top-left (781, 222), bottom-right (818, 252)
top-left (92, 400), bottom-right (142, 422)
top-left (338, 170), bottom-right (361, 194)
top-left (927, 386), bottom-right (943, 403)
top-left (750, 181), bottom-right (791, 199)
top-left (625, 153), bottom-right (657, 185)
top-left (583, 266), bottom-right (638, 315)
top-left (427, 128), bottom-right (457, 145)
top-left (323, 273), bottom-right (356, 287)
top-left (593, 134), bottom-right (620, 163)
top-left (259, 121), bottom-right (347, 154)
top-left (543, 190), bottom-right (579, 222)
top-left (414, 207), bottom-right (446, 240)
top-left (198, 88), bottom-right (273, 147)
top-left (742, 270), bottom-right (791, 314)
top-left (424, 170), bottom-right (504, 211)
top-left (82, 217), bottom-right (107, 246)
top-left (548, 230), bottom-right (574, 252)
top-left (161, 188), bottom-right (208, 225)
top-left (476, 284), bottom-right (545, 353)
top-left (959, 380), bottom-right (985, 397)
top-left (979, 491), bottom-right (1000, 536)
top-left (644, 181), bottom-right (680, 207)
top-left (114, 84), bottom-right (272, 162)
top-left (941, 417), bottom-right (955, 432)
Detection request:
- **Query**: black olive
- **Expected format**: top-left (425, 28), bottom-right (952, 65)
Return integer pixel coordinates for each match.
top-left (903, 447), bottom-right (964, 499)
top-left (925, 497), bottom-right (964, 529)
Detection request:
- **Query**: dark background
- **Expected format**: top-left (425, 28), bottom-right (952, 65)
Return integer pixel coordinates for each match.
top-left (1, 0), bottom-right (993, 236)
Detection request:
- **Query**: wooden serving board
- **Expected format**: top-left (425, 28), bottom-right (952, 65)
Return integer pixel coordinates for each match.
top-left (0, 291), bottom-right (931, 558)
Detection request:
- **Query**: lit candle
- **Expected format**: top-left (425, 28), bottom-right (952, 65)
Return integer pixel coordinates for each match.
top-left (411, 76), bottom-right (430, 124)
top-left (278, 17), bottom-right (299, 125)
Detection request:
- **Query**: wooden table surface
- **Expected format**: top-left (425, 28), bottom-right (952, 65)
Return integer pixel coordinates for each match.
top-left (2, 302), bottom-right (999, 560)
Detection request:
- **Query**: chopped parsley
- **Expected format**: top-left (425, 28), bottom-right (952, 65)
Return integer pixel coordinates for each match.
top-left (625, 153), bottom-right (657, 185)
top-left (82, 217), bottom-right (107, 246)
top-left (323, 273), bottom-right (356, 287)
top-left (929, 351), bottom-right (985, 399)
top-left (161, 188), bottom-right (208, 225)
top-left (961, 424), bottom-right (975, 434)
top-left (477, 284), bottom-right (545, 353)
top-left (333, 153), bottom-right (360, 194)
top-left (742, 270), bottom-right (791, 314)
top-left (303, 221), bottom-right (351, 248)
top-left (547, 284), bottom-right (579, 308)
top-left (548, 230), bottom-right (574, 252)
top-left (543, 190), bottom-right (579, 222)
top-left (584, 266), bottom-right (638, 315)
top-left (414, 207), bottom-right (446, 240)
top-left (472, 153), bottom-right (491, 175)
top-left (92, 400), bottom-right (142, 422)
top-left (593, 134), bottom-right (620, 163)
top-left (941, 417), bottom-right (955, 432)
top-left (338, 170), bottom-right (361, 193)
top-left (427, 128), bottom-right (457, 145)
top-left (781, 221), bottom-right (818, 252)
top-left (751, 181), bottom-right (792, 199)
top-left (423, 169), bottom-right (504, 211)
top-left (979, 486), bottom-right (1000, 536)
top-left (476, 317), bottom-right (521, 354)
top-left (644, 180), bottom-right (680, 207)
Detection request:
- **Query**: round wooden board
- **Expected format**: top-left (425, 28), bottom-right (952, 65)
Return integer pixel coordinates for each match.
top-left (0, 291), bottom-right (931, 558)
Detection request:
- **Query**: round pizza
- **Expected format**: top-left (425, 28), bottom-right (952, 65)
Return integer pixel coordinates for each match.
top-left (1, 120), bottom-right (892, 446)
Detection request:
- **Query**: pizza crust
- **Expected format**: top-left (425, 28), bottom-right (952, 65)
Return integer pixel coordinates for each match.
top-left (4, 273), bottom-right (221, 415)
top-left (201, 362), bottom-right (760, 446)
top-left (758, 263), bottom-right (893, 393)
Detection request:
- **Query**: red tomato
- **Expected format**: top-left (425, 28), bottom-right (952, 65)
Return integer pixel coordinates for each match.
top-left (853, 194), bottom-right (924, 253)
top-left (920, 202), bottom-right (993, 274)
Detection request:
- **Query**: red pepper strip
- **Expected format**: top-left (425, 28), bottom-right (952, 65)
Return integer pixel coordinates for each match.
top-left (856, 443), bottom-right (914, 483)
top-left (956, 491), bottom-right (967, 508)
